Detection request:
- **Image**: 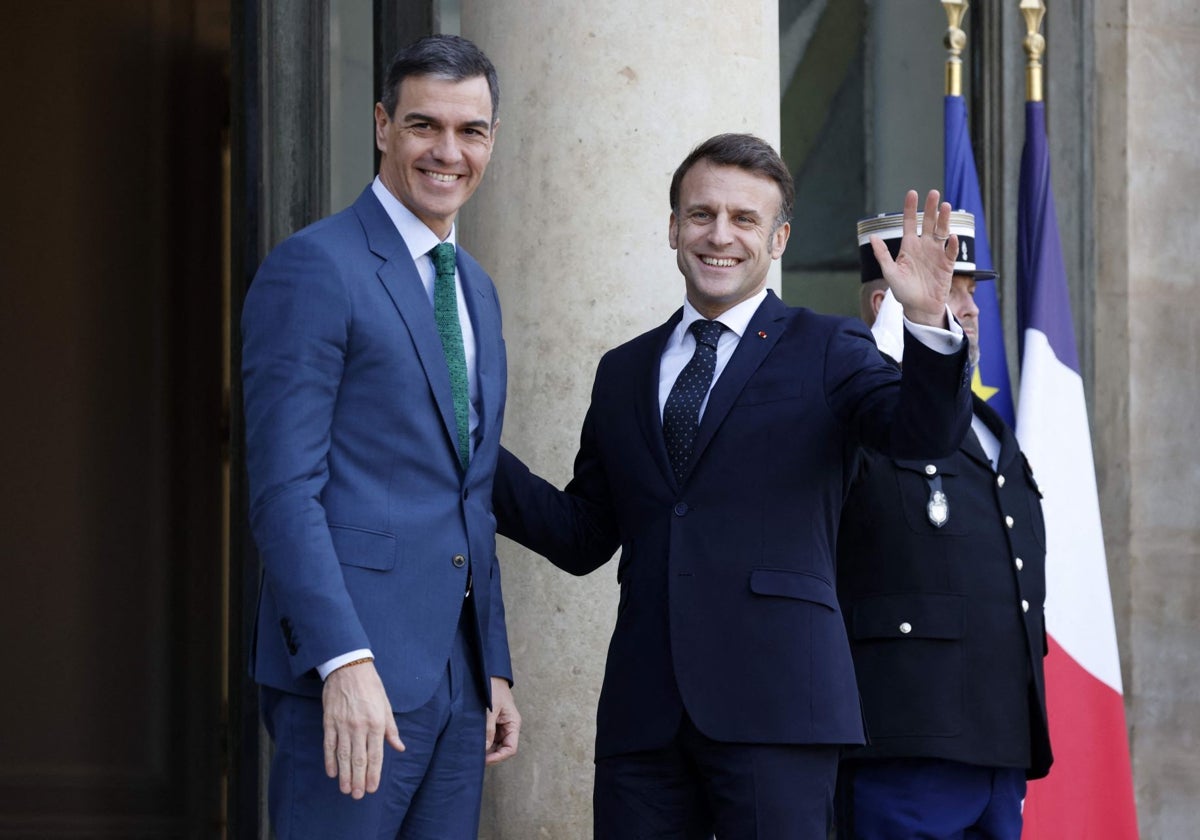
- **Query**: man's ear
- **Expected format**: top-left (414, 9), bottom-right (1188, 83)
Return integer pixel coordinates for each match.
top-left (374, 102), bottom-right (389, 153)
top-left (668, 213), bottom-right (679, 250)
top-left (870, 288), bottom-right (887, 318)
top-left (770, 221), bottom-right (791, 259)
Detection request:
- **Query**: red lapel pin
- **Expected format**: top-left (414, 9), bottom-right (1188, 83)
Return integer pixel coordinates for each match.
top-left (757, 330), bottom-right (767, 339)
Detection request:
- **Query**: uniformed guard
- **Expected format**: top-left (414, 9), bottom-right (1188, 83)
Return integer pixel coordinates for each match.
top-left (834, 211), bottom-right (1053, 839)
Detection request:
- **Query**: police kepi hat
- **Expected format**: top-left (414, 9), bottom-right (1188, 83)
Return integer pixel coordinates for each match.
top-left (856, 209), bottom-right (997, 283)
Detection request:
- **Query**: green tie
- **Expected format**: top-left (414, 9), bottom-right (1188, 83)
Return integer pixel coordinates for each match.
top-left (430, 242), bottom-right (470, 469)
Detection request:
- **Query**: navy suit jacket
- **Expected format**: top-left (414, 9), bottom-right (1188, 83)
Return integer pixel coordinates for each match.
top-left (494, 291), bottom-right (971, 759)
top-left (837, 394), bottom-right (1052, 778)
top-left (242, 186), bottom-right (511, 711)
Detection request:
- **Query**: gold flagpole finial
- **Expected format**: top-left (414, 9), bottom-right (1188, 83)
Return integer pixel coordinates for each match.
top-left (942, 0), bottom-right (969, 97)
top-left (1020, 0), bottom-right (1047, 102)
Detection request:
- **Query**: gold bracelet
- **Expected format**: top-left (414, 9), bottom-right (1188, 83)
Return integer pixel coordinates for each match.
top-left (337, 656), bottom-right (374, 672)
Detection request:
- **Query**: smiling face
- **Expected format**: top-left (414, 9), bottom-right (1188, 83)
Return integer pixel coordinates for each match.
top-left (948, 273), bottom-right (981, 365)
top-left (669, 161), bottom-right (790, 319)
top-left (374, 73), bottom-right (496, 238)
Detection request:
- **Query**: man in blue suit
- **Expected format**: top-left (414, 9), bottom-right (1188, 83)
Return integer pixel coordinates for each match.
top-left (493, 133), bottom-right (973, 838)
top-left (242, 35), bottom-right (519, 839)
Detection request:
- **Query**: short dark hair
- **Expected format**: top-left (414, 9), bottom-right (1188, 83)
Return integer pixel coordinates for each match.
top-left (669, 133), bottom-right (794, 229)
top-left (380, 34), bottom-right (499, 123)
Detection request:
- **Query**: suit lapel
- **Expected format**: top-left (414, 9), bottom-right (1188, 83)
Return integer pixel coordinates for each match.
top-left (458, 253), bottom-right (502, 464)
top-left (683, 292), bottom-right (788, 480)
top-left (355, 189), bottom-right (461, 462)
top-left (636, 312), bottom-right (684, 491)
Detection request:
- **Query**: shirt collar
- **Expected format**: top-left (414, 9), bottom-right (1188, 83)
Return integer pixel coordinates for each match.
top-left (371, 176), bottom-right (456, 261)
top-left (680, 288), bottom-right (768, 339)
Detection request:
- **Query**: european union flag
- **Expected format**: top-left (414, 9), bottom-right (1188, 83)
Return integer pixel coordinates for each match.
top-left (943, 94), bottom-right (1015, 425)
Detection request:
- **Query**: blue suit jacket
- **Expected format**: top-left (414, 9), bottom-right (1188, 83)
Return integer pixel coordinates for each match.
top-left (242, 186), bottom-right (511, 711)
top-left (494, 291), bottom-right (970, 759)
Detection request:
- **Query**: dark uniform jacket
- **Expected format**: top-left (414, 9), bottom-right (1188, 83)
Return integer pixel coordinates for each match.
top-left (836, 393), bottom-right (1053, 779)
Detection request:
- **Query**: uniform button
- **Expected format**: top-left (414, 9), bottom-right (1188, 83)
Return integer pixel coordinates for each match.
top-left (452, 554), bottom-right (466, 568)
top-left (1005, 515), bottom-right (1014, 528)
top-left (997, 474), bottom-right (1006, 488)
top-left (674, 502), bottom-right (689, 516)
top-left (1021, 599), bottom-right (1030, 613)
top-left (924, 465), bottom-right (937, 476)
top-left (1015, 557), bottom-right (1024, 571)
top-left (899, 622), bottom-right (912, 634)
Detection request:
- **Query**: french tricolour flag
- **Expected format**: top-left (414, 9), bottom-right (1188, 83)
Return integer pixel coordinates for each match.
top-left (1016, 100), bottom-right (1139, 839)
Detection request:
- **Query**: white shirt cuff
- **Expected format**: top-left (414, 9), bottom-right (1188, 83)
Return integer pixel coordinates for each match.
top-left (317, 648), bottom-right (375, 680)
top-left (903, 306), bottom-right (965, 355)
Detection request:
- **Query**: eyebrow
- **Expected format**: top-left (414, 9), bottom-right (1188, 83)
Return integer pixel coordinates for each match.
top-left (402, 111), bottom-right (492, 132)
top-left (689, 204), bottom-right (760, 218)
top-left (682, 203), bottom-right (763, 220)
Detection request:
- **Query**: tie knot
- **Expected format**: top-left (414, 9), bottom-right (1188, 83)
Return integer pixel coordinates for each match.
top-left (689, 319), bottom-right (725, 350)
top-left (430, 242), bottom-right (456, 280)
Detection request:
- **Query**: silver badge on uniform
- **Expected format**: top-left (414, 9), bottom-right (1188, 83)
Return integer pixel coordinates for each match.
top-left (927, 489), bottom-right (949, 527)
top-left (925, 474), bottom-right (950, 528)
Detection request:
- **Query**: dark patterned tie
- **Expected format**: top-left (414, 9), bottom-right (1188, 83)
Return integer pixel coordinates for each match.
top-left (430, 242), bottom-right (470, 469)
top-left (663, 319), bottom-right (726, 480)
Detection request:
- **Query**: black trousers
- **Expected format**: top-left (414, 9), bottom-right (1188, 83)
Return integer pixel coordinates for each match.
top-left (594, 713), bottom-right (838, 840)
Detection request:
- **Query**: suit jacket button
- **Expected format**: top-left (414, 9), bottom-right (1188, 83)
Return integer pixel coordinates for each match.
top-left (1015, 557), bottom-right (1024, 571)
top-left (674, 502), bottom-right (689, 516)
top-left (453, 554), bottom-right (467, 568)
top-left (899, 622), bottom-right (912, 634)
top-left (924, 464), bottom-right (937, 475)
top-left (1021, 599), bottom-right (1030, 613)
top-left (1005, 515), bottom-right (1014, 528)
top-left (997, 474), bottom-right (1006, 488)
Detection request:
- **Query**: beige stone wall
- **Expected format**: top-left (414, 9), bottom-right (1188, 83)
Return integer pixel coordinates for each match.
top-left (1094, 1), bottom-right (1200, 835)
top-left (459, 2), bottom-right (782, 836)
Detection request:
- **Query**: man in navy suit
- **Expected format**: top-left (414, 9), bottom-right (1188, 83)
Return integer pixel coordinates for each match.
top-left (493, 133), bottom-right (973, 838)
top-left (834, 212), bottom-right (1051, 839)
top-left (242, 35), bottom-right (519, 839)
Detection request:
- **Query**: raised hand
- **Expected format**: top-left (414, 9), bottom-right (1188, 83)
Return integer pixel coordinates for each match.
top-left (870, 189), bottom-right (958, 328)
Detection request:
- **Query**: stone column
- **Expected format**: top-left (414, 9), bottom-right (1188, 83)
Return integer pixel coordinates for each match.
top-left (1093, 1), bottom-right (1200, 836)
top-left (456, 3), bottom-right (781, 836)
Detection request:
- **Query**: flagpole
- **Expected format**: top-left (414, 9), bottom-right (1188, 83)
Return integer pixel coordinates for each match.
top-left (1020, 0), bottom-right (1046, 103)
top-left (942, 0), bottom-right (968, 97)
